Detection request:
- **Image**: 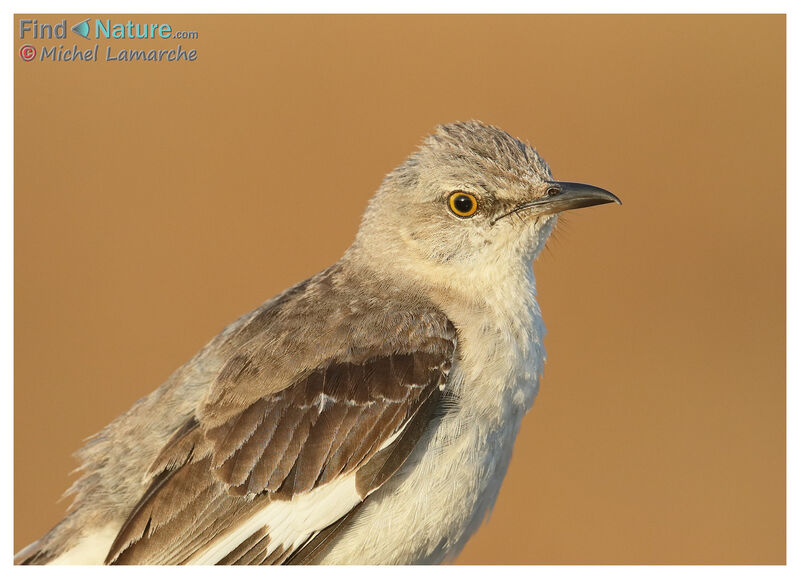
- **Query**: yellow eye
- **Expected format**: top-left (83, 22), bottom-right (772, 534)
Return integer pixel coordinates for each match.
top-left (448, 192), bottom-right (478, 217)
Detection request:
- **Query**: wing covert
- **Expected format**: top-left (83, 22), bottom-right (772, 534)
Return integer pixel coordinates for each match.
top-left (107, 322), bottom-right (456, 565)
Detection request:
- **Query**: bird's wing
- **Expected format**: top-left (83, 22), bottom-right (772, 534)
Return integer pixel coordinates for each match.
top-left (105, 323), bottom-right (456, 565)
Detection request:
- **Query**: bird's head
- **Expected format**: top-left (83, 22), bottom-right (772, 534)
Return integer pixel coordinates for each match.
top-left (350, 121), bottom-right (620, 291)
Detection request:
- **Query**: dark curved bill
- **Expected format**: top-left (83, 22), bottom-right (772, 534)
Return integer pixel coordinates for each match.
top-left (500, 181), bottom-right (621, 222)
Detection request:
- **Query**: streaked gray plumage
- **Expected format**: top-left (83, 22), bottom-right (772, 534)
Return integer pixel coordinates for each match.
top-left (16, 121), bottom-right (619, 565)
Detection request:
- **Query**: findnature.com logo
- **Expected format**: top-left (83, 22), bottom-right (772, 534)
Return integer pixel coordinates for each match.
top-left (18, 17), bottom-right (199, 63)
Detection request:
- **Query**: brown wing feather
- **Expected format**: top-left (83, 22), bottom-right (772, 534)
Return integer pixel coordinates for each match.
top-left (107, 318), bottom-right (456, 565)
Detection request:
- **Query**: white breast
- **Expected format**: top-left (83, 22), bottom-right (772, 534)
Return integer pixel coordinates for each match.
top-left (320, 265), bottom-right (546, 564)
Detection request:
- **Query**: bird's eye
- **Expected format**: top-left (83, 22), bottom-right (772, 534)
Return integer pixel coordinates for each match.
top-left (448, 192), bottom-right (478, 218)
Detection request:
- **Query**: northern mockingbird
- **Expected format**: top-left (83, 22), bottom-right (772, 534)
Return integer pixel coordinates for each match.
top-left (16, 121), bottom-right (619, 565)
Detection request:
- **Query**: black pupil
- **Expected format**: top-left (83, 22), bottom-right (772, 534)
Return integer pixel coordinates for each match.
top-left (454, 195), bottom-right (474, 213)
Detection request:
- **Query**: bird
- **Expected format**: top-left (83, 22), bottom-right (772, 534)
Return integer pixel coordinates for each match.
top-left (16, 120), bottom-right (620, 565)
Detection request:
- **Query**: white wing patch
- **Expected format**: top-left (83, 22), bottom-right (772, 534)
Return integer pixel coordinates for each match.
top-left (187, 473), bottom-right (361, 565)
top-left (47, 523), bottom-right (119, 565)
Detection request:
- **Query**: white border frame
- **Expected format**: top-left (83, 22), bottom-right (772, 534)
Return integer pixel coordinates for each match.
top-left (5, 3), bottom-right (793, 577)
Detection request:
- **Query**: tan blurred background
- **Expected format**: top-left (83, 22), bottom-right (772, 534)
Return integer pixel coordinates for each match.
top-left (14, 15), bottom-right (785, 564)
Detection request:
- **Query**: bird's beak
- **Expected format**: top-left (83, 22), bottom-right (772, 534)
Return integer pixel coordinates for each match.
top-left (491, 181), bottom-right (620, 225)
top-left (516, 181), bottom-right (621, 217)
